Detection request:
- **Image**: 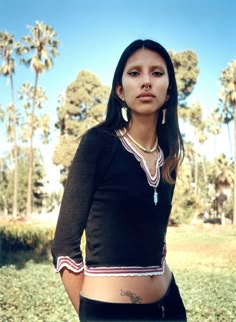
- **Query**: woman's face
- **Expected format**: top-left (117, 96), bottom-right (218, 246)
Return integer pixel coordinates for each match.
top-left (116, 48), bottom-right (169, 118)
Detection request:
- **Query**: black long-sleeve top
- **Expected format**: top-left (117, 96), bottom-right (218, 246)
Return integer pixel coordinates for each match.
top-left (51, 126), bottom-right (175, 276)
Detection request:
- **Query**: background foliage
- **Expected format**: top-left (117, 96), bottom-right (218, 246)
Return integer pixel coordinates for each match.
top-left (53, 70), bottom-right (110, 185)
top-left (0, 222), bottom-right (53, 255)
top-left (0, 149), bottom-right (46, 215)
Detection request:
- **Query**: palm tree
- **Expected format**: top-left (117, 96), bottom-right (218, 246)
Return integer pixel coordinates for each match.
top-left (185, 102), bottom-right (208, 192)
top-left (218, 60), bottom-right (236, 224)
top-left (208, 154), bottom-right (234, 224)
top-left (16, 21), bottom-right (59, 216)
top-left (0, 31), bottom-right (18, 218)
top-left (206, 110), bottom-right (222, 157)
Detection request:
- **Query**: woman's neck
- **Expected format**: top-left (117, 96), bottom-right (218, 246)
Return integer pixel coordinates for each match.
top-left (127, 114), bottom-right (158, 148)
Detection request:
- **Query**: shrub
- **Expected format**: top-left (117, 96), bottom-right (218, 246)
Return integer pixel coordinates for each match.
top-left (0, 222), bottom-right (54, 254)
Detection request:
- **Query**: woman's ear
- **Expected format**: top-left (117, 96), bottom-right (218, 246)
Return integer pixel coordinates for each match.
top-left (115, 84), bottom-right (125, 101)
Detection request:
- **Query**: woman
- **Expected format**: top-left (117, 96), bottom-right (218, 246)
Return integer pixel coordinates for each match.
top-left (51, 39), bottom-right (186, 321)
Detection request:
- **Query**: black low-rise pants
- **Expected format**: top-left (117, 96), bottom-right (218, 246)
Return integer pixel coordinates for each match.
top-left (79, 274), bottom-right (187, 322)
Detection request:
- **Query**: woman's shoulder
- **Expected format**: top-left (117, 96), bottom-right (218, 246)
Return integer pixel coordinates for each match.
top-left (83, 125), bottom-right (115, 142)
top-left (80, 125), bottom-right (116, 153)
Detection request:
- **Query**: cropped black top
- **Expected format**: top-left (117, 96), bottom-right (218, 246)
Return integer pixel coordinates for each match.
top-left (51, 126), bottom-right (175, 276)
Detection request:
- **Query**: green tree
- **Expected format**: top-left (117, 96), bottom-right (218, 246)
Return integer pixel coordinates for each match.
top-left (170, 50), bottom-right (203, 205)
top-left (205, 109), bottom-right (222, 156)
top-left (18, 83), bottom-right (49, 215)
top-left (170, 50), bottom-right (199, 107)
top-left (178, 102), bottom-right (208, 195)
top-left (172, 156), bottom-right (204, 224)
top-left (218, 60), bottom-right (236, 224)
top-left (16, 21), bottom-right (59, 216)
top-left (189, 103), bottom-right (209, 188)
top-left (208, 154), bottom-right (234, 223)
top-left (6, 147), bottom-right (46, 214)
top-left (53, 70), bottom-right (110, 184)
top-left (0, 31), bottom-right (18, 218)
top-left (0, 157), bottom-right (9, 215)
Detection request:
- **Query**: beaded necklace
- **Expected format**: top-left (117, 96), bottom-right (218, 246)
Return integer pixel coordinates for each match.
top-left (125, 132), bottom-right (158, 153)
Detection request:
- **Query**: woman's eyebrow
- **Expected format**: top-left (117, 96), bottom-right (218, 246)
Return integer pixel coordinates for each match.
top-left (126, 64), bottom-right (166, 70)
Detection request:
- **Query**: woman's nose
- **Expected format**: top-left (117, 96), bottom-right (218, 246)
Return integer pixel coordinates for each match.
top-left (141, 74), bottom-right (152, 89)
top-left (142, 81), bottom-right (151, 89)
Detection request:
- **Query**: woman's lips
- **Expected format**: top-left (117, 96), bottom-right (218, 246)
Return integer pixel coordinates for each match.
top-left (137, 92), bottom-right (156, 101)
top-left (137, 92), bottom-right (155, 98)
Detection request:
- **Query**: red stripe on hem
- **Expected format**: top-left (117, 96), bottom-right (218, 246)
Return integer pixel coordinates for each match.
top-left (84, 262), bottom-right (165, 276)
top-left (55, 256), bottom-right (84, 273)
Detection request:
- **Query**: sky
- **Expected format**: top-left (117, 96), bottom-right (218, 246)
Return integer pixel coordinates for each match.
top-left (0, 0), bottom-right (235, 188)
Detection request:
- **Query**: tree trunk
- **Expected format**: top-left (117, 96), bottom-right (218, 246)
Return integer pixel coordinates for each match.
top-left (26, 134), bottom-right (33, 216)
top-left (221, 212), bottom-right (226, 226)
top-left (227, 123), bottom-right (233, 158)
top-left (194, 152), bottom-right (198, 195)
top-left (10, 75), bottom-right (18, 218)
top-left (233, 105), bottom-right (236, 225)
top-left (201, 156), bottom-right (207, 184)
top-left (26, 73), bottom-right (38, 217)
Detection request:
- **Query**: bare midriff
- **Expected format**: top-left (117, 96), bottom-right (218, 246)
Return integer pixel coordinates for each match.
top-left (81, 262), bottom-right (172, 304)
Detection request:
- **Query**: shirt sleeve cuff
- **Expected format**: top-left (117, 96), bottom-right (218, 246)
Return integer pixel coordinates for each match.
top-left (55, 256), bottom-right (84, 273)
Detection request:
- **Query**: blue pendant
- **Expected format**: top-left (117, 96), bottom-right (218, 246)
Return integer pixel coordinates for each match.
top-left (154, 189), bottom-right (158, 205)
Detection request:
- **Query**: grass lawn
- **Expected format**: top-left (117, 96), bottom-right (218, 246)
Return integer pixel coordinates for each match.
top-left (0, 224), bottom-right (236, 321)
top-left (167, 225), bottom-right (236, 322)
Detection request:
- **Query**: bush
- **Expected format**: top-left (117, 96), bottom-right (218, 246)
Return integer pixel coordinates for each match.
top-left (0, 222), bottom-right (54, 255)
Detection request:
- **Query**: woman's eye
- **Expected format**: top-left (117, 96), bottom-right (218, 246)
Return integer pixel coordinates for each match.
top-left (153, 71), bottom-right (164, 77)
top-left (128, 71), bottom-right (139, 77)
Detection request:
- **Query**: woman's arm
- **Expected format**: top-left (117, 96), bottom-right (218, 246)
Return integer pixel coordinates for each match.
top-left (60, 268), bottom-right (84, 313)
top-left (51, 128), bottom-right (107, 311)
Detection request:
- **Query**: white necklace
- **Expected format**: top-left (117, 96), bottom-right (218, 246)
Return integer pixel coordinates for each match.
top-left (118, 129), bottom-right (163, 206)
top-left (125, 132), bottom-right (158, 153)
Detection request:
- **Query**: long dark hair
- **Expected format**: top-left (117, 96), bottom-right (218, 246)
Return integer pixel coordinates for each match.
top-left (98, 39), bottom-right (184, 183)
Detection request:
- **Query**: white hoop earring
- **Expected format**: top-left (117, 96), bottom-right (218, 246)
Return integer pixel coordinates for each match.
top-left (121, 106), bottom-right (128, 122)
top-left (162, 109), bottom-right (167, 125)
